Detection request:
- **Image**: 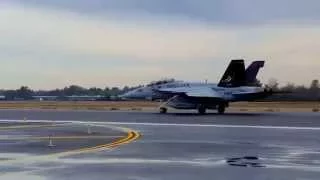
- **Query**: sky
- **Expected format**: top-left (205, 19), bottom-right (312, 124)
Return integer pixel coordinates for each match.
top-left (0, 0), bottom-right (319, 89)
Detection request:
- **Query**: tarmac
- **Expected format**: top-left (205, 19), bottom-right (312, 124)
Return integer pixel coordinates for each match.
top-left (0, 109), bottom-right (319, 180)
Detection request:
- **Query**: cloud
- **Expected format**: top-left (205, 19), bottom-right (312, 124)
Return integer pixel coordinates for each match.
top-left (0, 4), bottom-right (236, 61)
top-left (8, 0), bottom-right (320, 24)
top-left (0, 3), bottom-right (319, 88)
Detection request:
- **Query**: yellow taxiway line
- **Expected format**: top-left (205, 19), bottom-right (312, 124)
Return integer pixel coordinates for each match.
top-left (0, 121), bottom-right (141, 163)
top-left (0, 135), bottom-right (124, 140)
top-left (52, 130), bottom-right (141, 157)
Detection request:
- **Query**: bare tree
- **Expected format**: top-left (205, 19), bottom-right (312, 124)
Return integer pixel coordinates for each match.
top-left (267, 78), bottom-right (279, 91)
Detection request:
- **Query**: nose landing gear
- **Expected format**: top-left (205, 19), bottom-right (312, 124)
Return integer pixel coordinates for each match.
top-left (159, 107), bottom-right (167, 114)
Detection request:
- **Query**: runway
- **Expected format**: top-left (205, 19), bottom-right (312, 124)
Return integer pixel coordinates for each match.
top-left (0, 110), bottom-right (319, 179)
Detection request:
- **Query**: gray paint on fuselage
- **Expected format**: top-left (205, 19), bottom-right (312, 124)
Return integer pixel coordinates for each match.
top-left (120, 81), bottom-right (213, 100)
top-left (162, 85), bottom-right (267, 109)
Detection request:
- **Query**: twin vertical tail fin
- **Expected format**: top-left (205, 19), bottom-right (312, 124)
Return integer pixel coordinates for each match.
top-left (245, 61), bottom-right (265, 86)
top-left (218, 60), bottom-right (265, 88)
top-left (218, 60), bottom-right (246, 87)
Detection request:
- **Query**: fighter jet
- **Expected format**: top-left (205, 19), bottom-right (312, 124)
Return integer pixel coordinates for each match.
top-left (119, 79), bottom-right (212, 101)
top-left (120, 60), bottom-right (265, 100)
top-left (121, 60), bottom-right (269, 114)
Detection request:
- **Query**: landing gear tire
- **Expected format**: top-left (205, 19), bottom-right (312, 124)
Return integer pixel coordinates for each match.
top-left (198, 105), bottom-right (206, 115)
top-left (217, 104), bottom-right (226, 114)
top-left (159, 107), bottom-right (167, 114)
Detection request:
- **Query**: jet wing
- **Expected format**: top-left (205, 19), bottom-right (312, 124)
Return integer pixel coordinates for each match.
top-left (158, 87), bottom-right (223, 98)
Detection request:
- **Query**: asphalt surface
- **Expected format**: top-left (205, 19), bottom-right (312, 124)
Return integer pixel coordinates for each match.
top-left (0, 109), bottom-right (319, 179)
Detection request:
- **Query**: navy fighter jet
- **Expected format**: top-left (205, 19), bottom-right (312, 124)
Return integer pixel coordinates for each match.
top-left (120, 60), bottom-right (270, 114)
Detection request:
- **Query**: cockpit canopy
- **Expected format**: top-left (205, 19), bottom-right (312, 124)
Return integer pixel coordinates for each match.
top-left (146, 79), bottom-right (175, 87)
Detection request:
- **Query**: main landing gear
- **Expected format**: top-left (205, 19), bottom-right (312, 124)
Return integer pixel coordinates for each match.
top-left (159, 103), bottom-right (227, 114)
top-left (217, 104), bottom-right (226, 114)
top-left (197, 105), bottom-right (206, 115)
top-left (197, 104), bottom-right (226, 115)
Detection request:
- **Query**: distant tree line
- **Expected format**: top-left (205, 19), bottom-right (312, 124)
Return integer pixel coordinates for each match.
top-left (265, 79), bottom-right (320, 101)
top-left (0, 79), bottom-right (318, 101)
top-left (0, 85), bottom-right (142, 100)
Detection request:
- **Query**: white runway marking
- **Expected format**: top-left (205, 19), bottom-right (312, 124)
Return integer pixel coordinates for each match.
top-left (98, 122), bottom-right (320, 131)
top-left (1, 119), bottom-right (320, 131)
top-left (59, 157), bottom-right (226, 167)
